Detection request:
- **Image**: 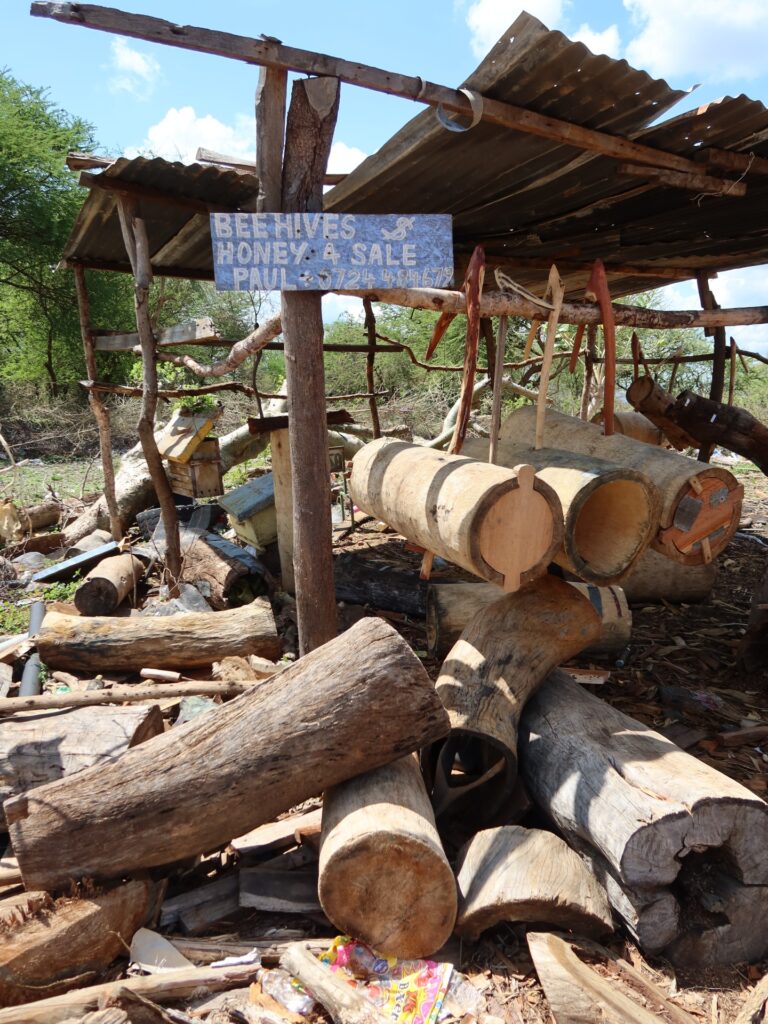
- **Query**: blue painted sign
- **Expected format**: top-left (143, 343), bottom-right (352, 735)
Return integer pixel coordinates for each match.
top-left (210, 212), bottom-right (453, 291)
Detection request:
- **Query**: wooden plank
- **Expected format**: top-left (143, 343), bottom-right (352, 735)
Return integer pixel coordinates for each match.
top-left (239, 864), bottom-right (321, 913)
top-left (93, 318), bottom-right (220, 351)
top-left (617, 162), bottom-right (747, 197)
top-left (30, 540), bottom-right (119, 584)
top-left (231, 807), bottom-right (322, 857)
top-left (248, 409), bottom-right (353, 434)
top-left (281, 76), bottom-right (340, 654)
top-left (270, 428), bottom-right (295, 594)
top-left (160, 874), bottom-right (239, 934)
top-left (154, 408), bottom-right (220, 463)
top-left (31, 3), bottom-right (733, 180)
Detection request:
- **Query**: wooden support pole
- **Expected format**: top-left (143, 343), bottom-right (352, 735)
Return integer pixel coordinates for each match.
top-left (280, 76), bottom-right (341, 653)
top-left (697, 272), bottom-right (728, 463)
top-left (73, 265), bottom-right (122, 540)
top-left (488, 315), bottom-right (507, 464)
top-left (363, 297), bottom-right (382, 439)
top-left (116, 197), bottom-right (181, 592)
top-left (255, 65), bottom-right (287, 212)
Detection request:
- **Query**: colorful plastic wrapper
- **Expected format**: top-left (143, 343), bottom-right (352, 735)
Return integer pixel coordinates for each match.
top-left (319, 936), bottom-right (453, 1024)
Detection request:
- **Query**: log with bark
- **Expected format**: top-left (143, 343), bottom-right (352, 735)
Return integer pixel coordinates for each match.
top-left (0, 703), bottom-right (163, 827)
top-left (520, 670), bottom-right (768, 963)
top-left (426, 578), bottom-right (631, 661)
top-left (423, 577), bottom-right (603, 831)
top-left (19, 496), bottom-right (62, 534)
top-left (0, 878), bottom-right (163, 1007)
top-left (177, 527), bottom-right (268, 610)
top-left (628, 375), bottom-right (768, 473)
top-left (35, 598), bottom-right (280, 672)
top-left (620, 546), bottom-right (717, 605)
top-left (73, 553), bottom-right (144, 615)
top-left (319, 754), bottom-right (456, 958)
top-left (0, 962), bottom-right (263, 1024)
top-left (350, 438), bottom-right (563, 591)
top-left (462, 437), bottom-right (659, 584)
top-left (455, 826), bottom-right (613, 939)
top-left (6, 617), bottom-right (449, 892)
top-left (592, 408), bottom-right (671, 448)
top-left (334, 553), bottom-right (428, 618)
top-left (500, 406), bottom-right (742, 565)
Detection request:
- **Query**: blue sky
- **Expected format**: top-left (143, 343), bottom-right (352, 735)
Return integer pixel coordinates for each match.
top-left (6, 0), bottom-right (768, 342)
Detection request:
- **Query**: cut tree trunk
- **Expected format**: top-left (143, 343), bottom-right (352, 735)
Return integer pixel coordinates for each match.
top-left (6, 617), bottom-right (449, 892)
top-left (625, 377), bottom-right (700, 450)
top-left (36, 599), bottom-right (280, 672)
top-left (520, 670), bottom-right (768, 961)
top-left (0, 703), bottom-right (162, 827)
top-left (592, 408), bottom-right (670, 447)
top-left (177, 527), bottom-right (265, 610)
top-left (73, 553), bottom-right (144, 615)
top-left (455, 826), bottom-right (613, 939)
top-left (621, 547), bottom-right (716, 605)
top-left (462, 437), bottom-right (659, 584)
top-left (19, 496), bottom-right (61, 533)
top-left (0, 878), bottom-right (162, 1007)
top-left (334, 553), bottom-right (428, 617)
top-left (350, 438), bottom-right (563, 591)
top-left (629, 376), bottom-right (768, 475)
top-left (424, 577), bottom-right (603, 832)
top-left (319, 754), bottom-right (456, 958)
top-left (500, 406), bottom-right (742, 565)
top-left (426, 578), bottom-right (630, 660)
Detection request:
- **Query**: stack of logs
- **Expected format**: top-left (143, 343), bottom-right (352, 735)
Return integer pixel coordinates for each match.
top-left (0, 407), bottom-right (763, 1020)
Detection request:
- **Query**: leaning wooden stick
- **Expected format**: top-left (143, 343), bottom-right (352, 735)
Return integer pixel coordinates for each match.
top-left (535, 265), bottom-right (565, 450)
top-left (488, 314), bottom-right (508, 465)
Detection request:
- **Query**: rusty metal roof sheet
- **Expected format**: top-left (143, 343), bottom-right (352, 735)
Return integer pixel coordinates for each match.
top-left (63, 11), bottom-right (768, 300)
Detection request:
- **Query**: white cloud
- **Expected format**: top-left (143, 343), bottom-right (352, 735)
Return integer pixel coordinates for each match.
top-left (661, 265), bottom-right (768, 352)
top-left (572, 23), bottom-right (622, 58)
top-left (328, 142), bottom-right (367, 174)
top-left (624, 0), bottom-right (768, 81)
top-left (322, 294), bottom-right (365, 324)
top-left (466, 0), bottom-right (563, 57)
top-left (107, 38), bottom-right (161, 100)
top-left (126, 107), bottom-right (255, 164)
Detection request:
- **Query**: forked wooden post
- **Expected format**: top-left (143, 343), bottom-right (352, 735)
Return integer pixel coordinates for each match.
top-left (72, 265), bottom-right (122, 540)
top-left (280, 76), bottom-right (341, 652)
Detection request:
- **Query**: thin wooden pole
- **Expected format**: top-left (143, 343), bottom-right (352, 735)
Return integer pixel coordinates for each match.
top-left (488, 315), bottom-right (508, 465)
top-left (280, 76), bottom-right (340, 653)
top-left (579, 324), bottom-right (598, 421)
top-left (535, 267), bottom-right (564, 449)
top-left (72, 265), bottom-right (122, 540)
top-left (728, 336), bottom-right (738, 406)
top-left (696, 272), bottom-right (728, 462)
top-left (116, 197), bottom-right (182, 592)
top-left (363, 297), bottom-right (382, 439)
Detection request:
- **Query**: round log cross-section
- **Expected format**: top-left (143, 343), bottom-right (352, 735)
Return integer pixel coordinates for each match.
top-left (349, 438), bottom-right (563, 591)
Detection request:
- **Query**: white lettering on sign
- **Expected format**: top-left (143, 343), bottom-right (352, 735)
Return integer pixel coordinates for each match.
top-left (210, 213), bottom-right (453, 291)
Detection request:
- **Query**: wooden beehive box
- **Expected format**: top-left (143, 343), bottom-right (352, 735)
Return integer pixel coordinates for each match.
top-left (167, 437), bottom-right (224, 498)
top-left (218, 473), bottom-right (277, 551)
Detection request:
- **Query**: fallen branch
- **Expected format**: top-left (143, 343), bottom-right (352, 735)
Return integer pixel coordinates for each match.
top-left (0, 680), bottom-right (254, 713)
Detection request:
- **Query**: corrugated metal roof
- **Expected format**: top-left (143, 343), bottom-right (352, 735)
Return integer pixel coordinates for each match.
top-left (63, 11), bottom-right (768, 300)
top-left (63, 156), bottom-right (259, 278)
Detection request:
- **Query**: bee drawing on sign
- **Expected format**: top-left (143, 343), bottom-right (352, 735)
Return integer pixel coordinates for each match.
top-left (380, 217), bottom-right (415, 241)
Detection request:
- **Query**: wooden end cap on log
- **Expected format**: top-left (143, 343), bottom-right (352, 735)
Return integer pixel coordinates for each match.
top-left (0, 703), bottom-right (163, 828)
top-left (424, 576), bottom-right (603, 831)
top-left (426, 578), bottom-right (631, 661)
top-left (349, 438), bottom-right (563, 592)
top-left (462, 437), bottom-right (659, 585)
top-left (6, 617), bottom-right (449, 892)
top-left (36, 598), bottom-right (281, 672)
top-left (455, 826), bottom-right (613, 940)
top-left (319, 754), bottom-right (457, 958)
top-left (73, 553), bottom-right (144, 616)
top-left (500, 406), bottom-right (742, 566)
top-left (0, 878), bottom-right (162, 1007)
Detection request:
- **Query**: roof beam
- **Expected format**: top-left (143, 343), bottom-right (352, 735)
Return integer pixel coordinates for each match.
top-left (78, 170), bottom-right (237, 214)
top-left (617, 162), bottom-right (747, 197)
top-left (32, 3), bottom-right (742, 182)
